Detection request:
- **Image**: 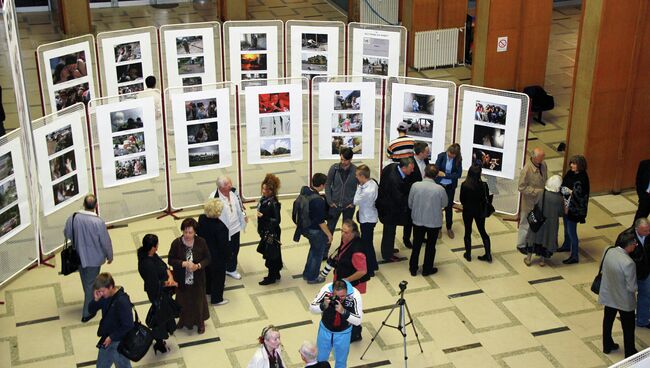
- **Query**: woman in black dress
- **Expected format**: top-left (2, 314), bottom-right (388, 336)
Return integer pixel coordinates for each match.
top-left (459, 164), bottom-right (492, 262)
top-left (137, 234), bottom-right (178, 354)
top-left (257, 174), bottom-right (283, 285)
top-left (197, 198), bottom-right (230, 305)
top-left (558, 155), bottom-right (590, 264)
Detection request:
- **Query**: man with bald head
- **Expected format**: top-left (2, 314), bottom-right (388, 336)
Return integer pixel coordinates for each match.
top-left (516, 148), bottom-right (548, 254)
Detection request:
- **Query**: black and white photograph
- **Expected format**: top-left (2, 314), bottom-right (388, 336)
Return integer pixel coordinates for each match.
top-left (363, 37), bottom-right (390, 58)
top-left (334, 90), bottom-right (361, 111)
top-left (331, 135), bottom-right (362, 155)
top-left (178, 56), bottom-right (205, 75)
top-left (403, 93), bottom-right (435, 115)
top-left (301, 53), bottom-right (327, 72)
top-left (112, 132), bottom-right (146, 157)
top-left (0, 179), bottom-right (17, 208)
top-left (402, 117), bottom-right (433, 138)
top-left (331, 113), bottom-right (362, 133)
top-left (55, 83), bottom-right (91, 111)
top-left (185, 98), bottom-right (218, 121)
top-left (260, 115), bottom-right (290, 137)
top-left (49, 51), bottom-right (88, 85)
top-left (46, 125), bottom-right (73, 156)
top-left (49, 150), bottom-right (76, 180)
top-left (242, 73), bottom-right (267, 81)
top-left (473, 125), bottom-right (505, 149)
top-left (182, 76), bottom-right (203, 86)
top-left (52, 175), bottom-right (79, 206)
top-left (474, 101), bottom-right (507, 125)
top-left (240, 33), bottom-right (267, 51)
top-left (0, 204), bottom-right (20, 238)
top-left (110, 107), bottom-right (144, 133)
top-left (187, 122), bottom-right (219, 144)
top-left (0, 152), bottom-right (13, 180)
top-left (188, 145), bottom-right (220, 167)
top-left (115, 155), bottom-right (147, 180)
top-left (260, 138), bottom-right (291, 159)
top-left (472, 147), bottom-right (503, 172)
top-left (117, 63), bottom-right (143, 83)
top-left (362, 57), bottom-right (388, 76)
top-left (302, 33), bottom-right (328, 51)
top-left (118, 83), bottom-right (144, 95)
top-left (241, 54), bottom-right (267, 71)
top-left (176, 36), bottom-right (203, 55)
top-left (114, 41), bottom-right (141, 62)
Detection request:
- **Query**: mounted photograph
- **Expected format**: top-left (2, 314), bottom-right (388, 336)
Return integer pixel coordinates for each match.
top-left (46, 125), bottom-right (73, 156)
top-left (0, 179), bottom-right (18, 209)
top-left (187, 122), bottom-right (219, 144)
top-left (362, 37), bottom-right (389, 58)
top-left (115, 155), bottom-right (147, 180)
top-left (117, 83), bottom-right (144, 95)
top-left (473, 125), bottom-right (506, 149)
top-left (0, 152), bottom-right (13, 180)
top-left (49, 51), bottom-right (88, 85)
top-left (241, 53), bottom-right (267, 71)
top-left (260, 138), bottom-right (291, 159)
top-left (331, 113), bottom-right (362, 133)
top-left (117, 62), bottom-right (143, 83)
top-left (302, 33), bottom-right (328, 51)
top-left (474, 101), bottom-right (507, 125)
top-left (110, 107), bottom-right (144, 133)
top-left (52, 175), bottom-right (79, 206)
top-left (0, 204), bottom-right (20, 238)
top-left (49, 150), bottom-right (76, 180)
top-left (331, 135), bottom-right (362, 155)
top-left (401, 117), bottom-right (433, 138)
top-left (334, 90), bottom-right (361, 111)
top-left (182, 76), bottom-right (203, 86)
top-left (472, 147), bottom-right (503, 172)
top-left (185, 98), bottom-right (218, 121)
top-left (176, 36), bottom-right (204, 55)
top-left (112, 132), bottom-right (146, 157)
top-left (114, 41), bottom-right (141, 62)
top-left (178, 56), bottom-right (205, 75)
top-left (362, 57), bottom-right (388, 76)
top-left (403, 93), bottom-right (434, 115)
top-left (301, 53), bottom-right (327, 72)
top-left (188, 145), bottom-right (220, 167)
top-left (55, 83), bottom-right (91, 111)
top-left (240, 33), bottom-right (267, 51)
top-left (259, 92), bottom-right (290, 114)
top-left (260, 115), bottom-right (291, 137)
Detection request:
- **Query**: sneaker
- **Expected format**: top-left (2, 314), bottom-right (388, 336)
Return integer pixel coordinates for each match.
top-left (211, 299), bottom-right (229, 306)
top-left (226, 271), bottom-right (242, 280)
top-left (307, 276), bottom-right (326, 284)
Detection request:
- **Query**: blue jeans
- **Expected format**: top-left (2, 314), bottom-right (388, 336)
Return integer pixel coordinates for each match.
top-left (442, 184), bottom-right (456, 230)
top-left (317, 322), bottom-right (352, 368)
top-left (97, 341), bottom-right (131, 368)
top-left (561, 217), bottom-right (579, 260)
top-left (79, 266), bottom-right (100, 318)
top-left (637, 277), bottom-right (650, 326)
top-left (302, 229), bottom-right (327, 281)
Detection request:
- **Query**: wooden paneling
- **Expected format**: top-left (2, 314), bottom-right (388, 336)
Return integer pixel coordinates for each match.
top-left (487, 0), bottom-right (521, 30)
top-left (439, 0), bottom-right (468, 28)
top-left (484, 30), bottom-right (519, 89)
top-left (516, 23), bottom-right (552, 89)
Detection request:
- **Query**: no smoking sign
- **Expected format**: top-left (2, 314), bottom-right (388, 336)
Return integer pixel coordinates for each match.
top-left (497, 36), bottom-right (508, 52)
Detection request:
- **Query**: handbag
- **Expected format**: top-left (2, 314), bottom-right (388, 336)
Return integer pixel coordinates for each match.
top-left (117, 304), bottom-right (154, 362)
top-left (482, 182), bottom-right (495, 218)
top-left (257, 231), bottom-right (282, 260)
top-left (527, 191), bottom-right (546, 233)
top-left (591, 247), bottom-right (615, 295)
top-left (61, 213), bottom-right (80, 275)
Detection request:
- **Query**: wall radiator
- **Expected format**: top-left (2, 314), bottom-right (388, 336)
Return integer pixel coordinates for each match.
top-left (414, 28), bottom-right (462, 70)
top-left (360, 0), bottom-right (399, 26)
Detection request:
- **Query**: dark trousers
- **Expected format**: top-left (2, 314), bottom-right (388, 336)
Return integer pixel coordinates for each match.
top-left (360, 222), bottom-right (378, 276)
top-left (226, 232), bottom-right (241, 272)
top-left (442, 185), bottom-right (456, 230)
top-left (410, 225), bottom-right (440, 273)
top-left (380, 222), bottom-right (397, 260)
top-left (603, 306), bottom-right (636, 357)
top-left (205, 263), bottom-right (226, 303)
top-left (327, 206), bottom-right (355, 234)
top-left (403, 214), bottom-right (413, 244)
top-left (265, 253), bottom-right (283, 279)
top-left (462, 212), bottom-right (491, 256)
top-left (635, 196), bottom-right (650, 224)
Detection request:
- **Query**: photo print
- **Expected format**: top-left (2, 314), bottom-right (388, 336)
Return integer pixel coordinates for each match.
top-left (178, 56), bottom-right (205, 75)
top-left (118, 83), bottom-right (144, 95)
top-left (472, 147), bottom-right (503, 172)
top-left (332, 135), bottom-right (362, 155)
top-left (46, 125), bottom-right (73, 156)
top-left (187, 122), bottom-right (219, 144)
top-left (52, 175), bottom-right (79, 206)
top-left (301, 53), bottom-right (327, 72)
top-left (110, 107), bottom-right (144, 133)
top-left (182, 76), bottom-right (202, 86)
top-left (49, 51), bottom-right (88, 85)
top-left (259, 92), bottom-right (290, 114)
top-left (112, 132), bottom-right (146, 157)
top-left (241, 54), bottom-right (267, 71)
top-left (260, 138), bottom-right (291, 159)
top-left (334, 90), bottom-right (361, 111)
top-left (185, 98), bottom-right (217, 121)
top-left (117, 63), bottom-right (143, 83)
top-left (0, 152), bottom-right (14, 181)
top-left (331, 113), bottom-right (362, 133)
top-left (302, 33), bottom-right (328, 51)
top-left (188, 145), bottom-right (220, 167)
top-left (475, 101), bottom-right (507, 125)
top-left (114, 41), bottom-right (141, 63)
top-left (55, 83), bottom-right (91, 111)
top-left (49, 150), bottom-right (76, 180)
top-left (362, 57), bottom-right (388, 76)
top-left (242, 73), bottom-right (267, 81)
top-left (260, 115), bottom-right (290, 137)
top-left (176, 36), bottom-right (203, 55)
top-left (403, 93), bottom-right (434, 115)
top-left (363, 37), bottom-right (390, 58)
top-left (240, 33), bottom-right (267, 51)
top-left (473, 125), bottom-right (505, 149)
top-left (401, 117), bottom-right (433, 138)
top-left (115, 155), bottom-right (147, 180)
top-left (0, 204), bottom-right (20, 238)
top-left (0, 179), bottom-right (17, 208)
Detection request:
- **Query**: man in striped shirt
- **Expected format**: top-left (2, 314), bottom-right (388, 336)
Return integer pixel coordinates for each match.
top-left (386, 121), bottom-right (415, 162)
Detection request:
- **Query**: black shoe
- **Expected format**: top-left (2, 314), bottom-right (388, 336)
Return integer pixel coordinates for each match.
top-left (81, 312), bottom-right (97, 323)
top-left (562, 257), bottom-right (578, 265)
top-left (259, 277), bottom-right (276, 286)
top-left (393, 248), bottom-right (400, 253)
top-left (350, 334), bottom-right (363, 343)
top-left (517, 247), bottom-right (527, 255)
top-left (403, 240), bottom-right (413, 249)
top-left (422, 268), bottom-right (438, 276)
top-left (463, 252), bottom-right (471, 262)
top-left (478, 254), bottom-right (492, 263)
top-left (603, 343), bottom-right (619, 354)
top-left (410, 269), bottom-right (417, 276)
top-left (274, 273), bottom-right (281, 280)
top-left (153, 341), bottom-right (168, 355)
top-left (556, 247), bottom-right (570, 252)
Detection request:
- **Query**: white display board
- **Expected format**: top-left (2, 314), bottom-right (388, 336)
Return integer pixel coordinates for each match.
top-left (94, 96), bottom-right (160, 187)
top-left (317, 81), bottom-right (376, 160)
top-left (0, 139), bottom-right (31, 245)
top-left (350, 25), bottom-right (404, 78)
top-left (171, 88), bottom-right (233, 173)
top-left (226, 23), bottom-right (281, 85)
top-left (100, 31), bottom-right (155, 95)
top-left (33, 109), bottom-right (89, 215)
top-left (459, 89), bottom-right (522, 179)
top-left (244, 83), bottom-right (303, 164)
top-left (162, 24), bottom-right (220, 88)
top-left (288, 24), bottom-right (341, 80)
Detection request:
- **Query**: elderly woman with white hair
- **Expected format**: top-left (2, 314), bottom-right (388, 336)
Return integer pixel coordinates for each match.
top-left (524, 175), bottom-right (566, 266)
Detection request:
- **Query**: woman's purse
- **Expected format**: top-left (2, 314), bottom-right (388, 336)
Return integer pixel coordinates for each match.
top-left (257, 231), bottom-right (282, 260)
top-left (527, 190), bottom-right (546, 233)
top-left (591, 247), bottom-right (614, 295)
top-left (118, 304), bottom-right (154, 362)
top-left (482, 182), bottom-right (495, 218)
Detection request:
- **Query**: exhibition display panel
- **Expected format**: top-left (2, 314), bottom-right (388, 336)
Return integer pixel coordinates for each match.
top-left (285, 20), bottom-right (346, 81)
top-left (347, 22), bottom-right (407, 79)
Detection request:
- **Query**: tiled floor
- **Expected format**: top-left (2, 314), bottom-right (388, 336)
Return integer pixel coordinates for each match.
top-left (0, 2), bottom-right (645, 368)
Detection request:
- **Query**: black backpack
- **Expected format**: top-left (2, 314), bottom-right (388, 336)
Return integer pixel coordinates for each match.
top-left (292, 190), bottom-right (320, 231)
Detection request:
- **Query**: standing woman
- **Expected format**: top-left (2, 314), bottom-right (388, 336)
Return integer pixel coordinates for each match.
top-left (168, 218), bottom-right (211, 334)
top-left (434, 143), bottom-right (463, 239)
top-left (524, 175), bottom-right (566, 267)
top-left (459, 165), bottom-right (492, 262)
top-left (197, 198), bottom-right (230, 305)
top-left (248, 325), bottom-right (284, 368)
top-left (137, 234), bottom-right (178, 354)
top-left (257, 174), bottom-right (283, 285)
top-left (558, 155), bottom-right (590, 264)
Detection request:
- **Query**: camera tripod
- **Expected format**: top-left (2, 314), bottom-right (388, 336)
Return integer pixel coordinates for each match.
top-left (360, 281), bottom-right (423, 368)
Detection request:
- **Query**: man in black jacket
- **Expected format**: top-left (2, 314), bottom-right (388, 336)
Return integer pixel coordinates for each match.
top-left (376, 157), bottom-right (415, 262)
top-left (403, 142), bottom-right (431, 248)
top-left (299, 341), bottom-right (331, 367)
top-left (636, 160), bottom-right (650, 222)
top-left (625, 218), bottom-right (650, 327)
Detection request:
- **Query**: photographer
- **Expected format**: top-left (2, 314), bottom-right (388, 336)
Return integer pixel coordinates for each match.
top-left (310, 279), bottom-right (363, 368)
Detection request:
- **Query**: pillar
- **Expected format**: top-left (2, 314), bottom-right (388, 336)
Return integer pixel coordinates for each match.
top-left (58, 0), bottom-right (91, 36)
top-left (220, 0), bottom-right (247, 21)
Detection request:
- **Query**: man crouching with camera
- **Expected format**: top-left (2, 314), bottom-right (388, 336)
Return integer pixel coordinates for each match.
top-left (310, 279), bottom-right (363, 368)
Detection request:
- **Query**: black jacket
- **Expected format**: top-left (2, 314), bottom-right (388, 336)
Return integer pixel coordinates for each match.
top-left (408, 158), bottom-right (429, 183)
top-left (197, 215), bottom-right (230, 268)
top-left (257, 195), bottom-right (281, 237)
top-left (89, 287), bottom-right (134, 342)
top-left (460, 181), bottom-right (489, 217)
top-left (137, 252), bottom-right (168, 302)
top-left (626, 227), bottom-right (650, 280)
top-left (376, 163), bottom-right (412, 225)
top-left (562, 170), bottom-right (590, 223)
top-left (333, 237), bottom-right (368, 286)
top-left (637, 160), bottom-right (650, 200)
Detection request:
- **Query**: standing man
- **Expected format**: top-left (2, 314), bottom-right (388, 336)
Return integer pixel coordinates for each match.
top-left (404, 142), bottom-right (431, 248)
top-left (209, 176), bottom-right (247, 280)
top-left (325, 147), bottom-right (358, 235)
top-left (626, 218), bottom-right (650, 327)
top-left (64, 194), bottom-right (113, 323)
top-left (635, 160), bottom-right (650, 222)
top-left (408, 164), bottom-right (447, 276)
top-left (300, 173), bottom-right (334, 284)
top-left (376, 158), bottom-right (415, 262)
top-left (516, 148), bottom-right (548, 254)
top-left (434, 143), bottom-right (463, 239)
top-left (386, 121), bottom-right (415, 162)
top-left (353, 164), bottom-right (379, 276)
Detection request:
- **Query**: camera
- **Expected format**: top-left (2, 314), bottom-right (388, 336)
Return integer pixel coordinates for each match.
top-left (399, 280), bottom-right (408, 292)
top-left (319, 256), bottom-right (338, 279)
top-left (328, 294), bottom-right (341, 304)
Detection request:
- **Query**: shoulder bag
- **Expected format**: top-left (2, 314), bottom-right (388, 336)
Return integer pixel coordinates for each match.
top-left (61, 213), bottom-right (80, 275)
top-left (591, 247), bottom-right (615, 295)
top-left (118, 303), bottom-right (154, 362)
top-left (482, 182), bottom-right (495, 218)
top-left (527, 191), bottom-right (546, 233)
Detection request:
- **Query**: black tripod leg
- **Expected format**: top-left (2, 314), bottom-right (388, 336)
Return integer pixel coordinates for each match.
top-left (403, 301), bottom-right (424, 353)
top-left (360, 302), bottom-right (400, 359)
